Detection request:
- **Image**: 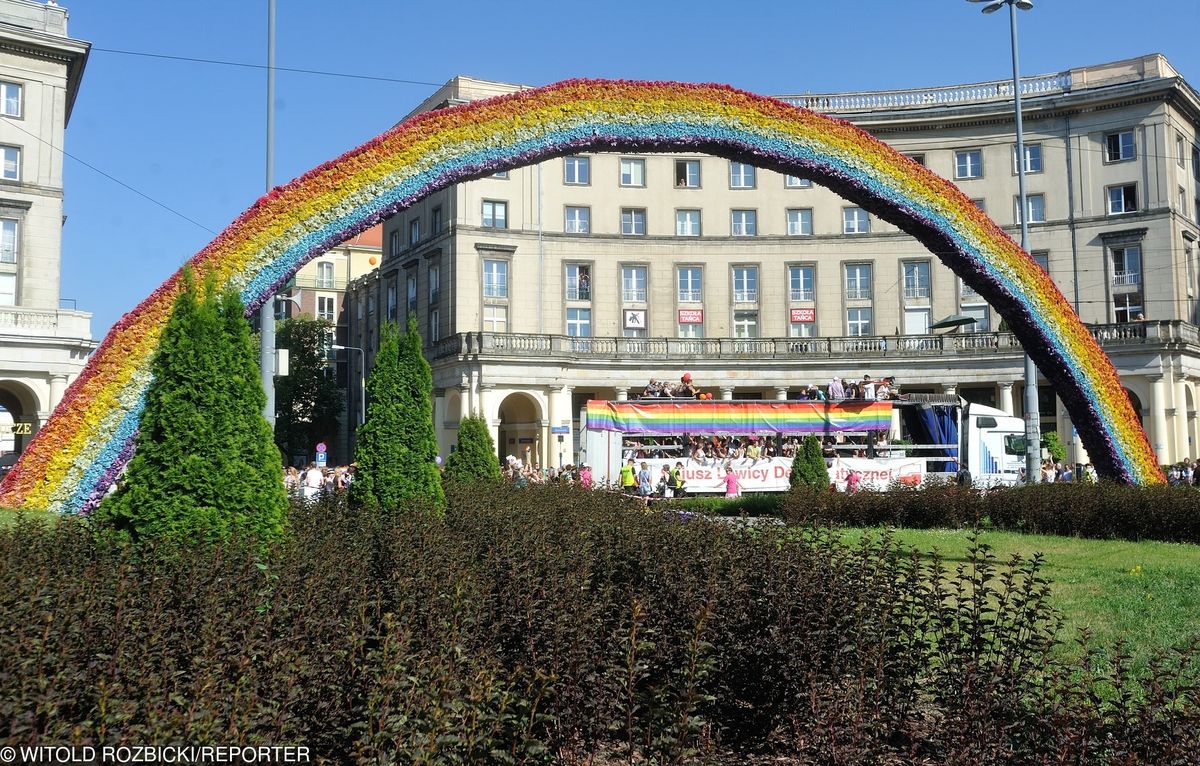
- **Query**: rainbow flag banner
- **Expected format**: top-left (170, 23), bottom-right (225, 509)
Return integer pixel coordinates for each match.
top-left (585, 400), bottom-right (892, 436)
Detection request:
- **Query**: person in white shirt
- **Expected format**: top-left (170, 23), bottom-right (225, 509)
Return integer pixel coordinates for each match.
top-left (860, 375), bottom-right (876, 400)
top-left (302, 462), bottom-right (324, 501)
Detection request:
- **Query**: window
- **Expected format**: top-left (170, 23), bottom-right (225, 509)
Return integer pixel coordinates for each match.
top-left (368, 293), bottom-right (376, 315)
top-left (1178, 134), bottom-right (1186, 167)
top-left (389, 230), bottom-right (401, 258)
top-left (961, 303), bottom-right (990, 332)
top-left (564, 156), bottom-right (590, 185)
top-left (481, 200), bottom-right (507, 228)
top-left (431, 206), bottom-right (443, 235)
top-left (1031, 250), bottom-right (1049, 272)
top-left (785, 175), bottom-right (812, 188)
top-left (789, 319), bottom-right (815, 338)
top-left (678, 321), bottom-right (704, 339)
top-left (955, 149), bottom-right (983, 179)
top-left (1105, 130), bottom-right (1135, 162)
top-left (1106, 184), bottom-right (1137, 215)
top-left (406, 218), bottom-right (419, 245)
top-left (731, 209), bottom-right (757, 236)
top-left (620, 158), bottom-right (645, 187)
top-left (316, 261), bottom-right (335, 289)
top-left (0, 82), bottom-right (20, 117)
top-left (904, 307), bottom-right (931, 335)
top-left (565, 206), bottom-right (590, 234)
top-left (622, 265), bottom-right (647, 303)
top-left (845, 263), bottom-right (872, 300)
top-left (906, 153), bottom-right (926, 166)
top-left (317, 295), bottom-right (336, 321)
top-left (386, 282), bottom-right (397, 321)
top-left (843, 207), bottom-right (870, 234)
top-left (565, 264), bottom-right (591, 301)
top-left (846, 307), bottom-right (873, 336)
top-left (961, 278), bottom-right (980, 300)
top-left (971, 198), bottom-right (987, 213)
top-left (1112, 245), bottom-right (1141, 286)
top-left (729, 161), bottom-right (756, 189)
top-left (1015, 193), bottom-right (1046, 224)
top-left (1, 146), bottom-right (19, 181)
top-left (492, 170), bottom-right (508, 179)
top-left (678, 267), bottom-right (703, 302)
top-left (621, 208), bottom-right (646, 236)
top-left (1180, 186), bottom-right (1189, 218)
top-left (566, 307), bottom-right (591, 337)
top-left (676, 209), bottom-right (701, 236)
top-left (675, 159), bottom-right (700, 188)
top-left (429, 265), bottom-right (440, 303)
top-left (1, 219), bottom-right (18, 263)
top-left (429, 309), bottom-right (440, 341)
top-left (733, 266), bottom-right (758, 302)
top-left (1113, 292), bottom-right (1142, 323)
top-left (788, 265), bottom-right (814, 301)
top-left (903, 261), bottom-right (930, 300)
top-left (483, 304), bottom-right (507, 333)
top-left (733, 310), bottom-right (758, 338)
top-left (0, 273), bottom-right (15, 306)
top-left (786, 208), bottom-right (813, 236)
top-left (406, 274), bottom-right (417, 315)
top-left (1013, 143), bottom-right (1043, 174)
top-left (483, 259), bottom-right (508, 298)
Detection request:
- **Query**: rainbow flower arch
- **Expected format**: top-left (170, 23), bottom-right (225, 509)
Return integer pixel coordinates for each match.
top-left (0, 79), bottom-right (1162, 513)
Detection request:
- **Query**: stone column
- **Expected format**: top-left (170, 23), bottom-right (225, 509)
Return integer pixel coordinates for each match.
top-left (720, 387), bottom-right (734, 401)
top-left (774, 386), bottom-right (789, 401)
top-left (616, 389), bottom-right (628, 401)
top-left (1174, 371), bottom-right (1188, 461)
top-left (539, 418), bottom-right (551, 470)
top-left (48, 374), bottom-right (68, 411)
top-left (890, 405), bottom-right (903, 441)
top-left (433, 389), bottom-right (446, 459)
top-left (459, 385), bottom-right (471, 420)
top-left (478, 383), bottom-right (498, 456)
top-left (1150, 375), bottom-right (1170, 464)
top-left (998, 382), bottom-right (1015, 416)
top-left (941, 383), bottom-right (957, 397)
top-left (549, 385), bottom-right (573, 468)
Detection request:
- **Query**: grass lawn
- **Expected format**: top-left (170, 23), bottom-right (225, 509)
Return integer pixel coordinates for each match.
top-left (841, 526), bottom-right (1200, 666)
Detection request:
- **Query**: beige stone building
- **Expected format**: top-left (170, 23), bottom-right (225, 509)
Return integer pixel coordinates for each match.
top-left (347, 55), bottom-right (1200, 470)
top-left (0, 0), bottom-right (91, 464)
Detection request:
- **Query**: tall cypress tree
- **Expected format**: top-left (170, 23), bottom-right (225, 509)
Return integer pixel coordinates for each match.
top-left (349, 316), bottom-right (445, 514)
top-left (97, 271), bottom-right (287, 543)
top-left (443, 413), bottom-right (501, 483)
top-left (790, 434), bottom-right (831, 491)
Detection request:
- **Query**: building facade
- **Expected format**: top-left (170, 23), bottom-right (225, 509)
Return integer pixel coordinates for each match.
top-left (347, 56), bottom-right (1200, 470)
top-left (0, 0), bottom-right (91, 464)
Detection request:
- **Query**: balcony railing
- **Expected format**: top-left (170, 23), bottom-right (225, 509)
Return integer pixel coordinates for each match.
top-left (622, 288), bottom-right (646, 302)
top-left (733, 290), bottom-right (758, 303)
top-left (565, 285), bottom-right (592, 301)
top-left (0, 306), bottom-right (92, 339)
top-left (778, 71), bottom-right (1071, 114)
top-left (483, 283), bottom-right (507, 299)
top-left (678, 289), bottom-right (702, 303)
top-left (1113, 271), bottom-right (1142, 286)
top-left (845, 287), bottom-right (872, 300)
top-left (427, 321), bottom-right (1188, 363)
top-left (293, 275), bottom-right (347, 291)
top-left (789, 288), bottom-right (814, 302)
top-left (903, 284), bottom-right (930, 300)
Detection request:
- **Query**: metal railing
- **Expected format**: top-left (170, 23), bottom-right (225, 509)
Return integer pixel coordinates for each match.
top-left (427, 321), bottom-right (1190, 363)
top-left (903, 284), bottom-right (930, 300)
top-left (622, 288), bottom-right (646, 302)
top-left (678, 289), bottom-right (702, 303)
top-left (845, 287), bottom-right (872, 300)
top-left (789, 288), bottom-right (814, 302)
top-left (1113, 271), bottom-right (1142, 286)
top-left (733, 290), bottom-right (758, 303)
top-left (778, 72), bottom-right (1071, 113)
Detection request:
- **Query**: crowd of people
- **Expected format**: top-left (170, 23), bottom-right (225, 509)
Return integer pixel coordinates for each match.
top-left (285, 462), bottom-right (356, 500)
top-left (640, 373), bottom-right (709, 399)
top-left (502, 454), bottom-right (593, 489)
top-left (637, 373), bottom-right (904, 402)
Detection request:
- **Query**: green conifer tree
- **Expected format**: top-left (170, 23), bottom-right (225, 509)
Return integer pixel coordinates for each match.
top-left (790, 434), bottom-right (831, 491)
top-left (443, 413), bottom-right (501, 483)
top-left (97, 272), bottom-right (287, 543)
top-left (349, 316), bottom-right (445, 513)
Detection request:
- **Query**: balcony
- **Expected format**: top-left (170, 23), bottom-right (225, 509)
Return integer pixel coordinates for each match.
top-left (903, 284), bottom-right (930, 300)
top-left (622, 288), bottom-right (647, 303)
top-left (565, 285), bottom-right (592, 301)
top-left (778, 71), bottom-right (1071, 114)
top-left (293, 275), bottom-right (347, 291)
top-left (845, 287), bottom-right (872, 301)
top-left (0, 306), bottom-right (92, 340)
top-left (789, 288), bottom-right (814, 302)
top-left (428, 320), bottom-right (1184, 364)
top-left (678, 289), bottom-right (702, 303)
top-left (733, 290), bottom-right (758, 303)
top-left (1113, 271), bottom-right (1142, 286)
top-left (483, 283), bottom-right (507, 299)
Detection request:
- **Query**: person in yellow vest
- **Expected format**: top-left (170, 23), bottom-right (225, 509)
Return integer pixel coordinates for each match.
top-left (619, 458), bottom-right (637, 492)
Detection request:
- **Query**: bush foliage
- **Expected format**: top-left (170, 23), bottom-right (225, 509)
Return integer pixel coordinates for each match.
top-left (782, 480), bottom-right (1200, 544)
top-left (95, 272), bottom-right (286, 544)
top-left (274, 316), bottom-right (342, 463)
top-left (789, 434), bottom-right (829, 491)
top-left (3, 485), bottom-right (1198, 763)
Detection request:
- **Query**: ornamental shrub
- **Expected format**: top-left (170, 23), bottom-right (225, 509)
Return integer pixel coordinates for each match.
top-left (349, 316), bottom-right (445, 514)
top-left (790, 434), bottom-right (829, 490)
top-left (1042, 430), bottom-right (1068, 463)
top-left (96, 271), bottom-right (287, 544)
top-left (442, 413), bottom-right (501, 483)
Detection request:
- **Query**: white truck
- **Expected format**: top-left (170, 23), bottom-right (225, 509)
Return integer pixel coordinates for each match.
top-left (579, 396), bottom-right (1025, 492)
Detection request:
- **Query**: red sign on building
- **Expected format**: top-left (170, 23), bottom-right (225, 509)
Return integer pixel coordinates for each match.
top-left (677, 309), bottom-right (704, 324)
top-left (790, 308), bottom-right (816, 323)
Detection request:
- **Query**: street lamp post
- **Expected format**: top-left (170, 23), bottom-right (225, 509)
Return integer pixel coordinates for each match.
top-left (969, 0), bottom-right (1040, 484)
top-left (332, 344), bottom-right (366, 425)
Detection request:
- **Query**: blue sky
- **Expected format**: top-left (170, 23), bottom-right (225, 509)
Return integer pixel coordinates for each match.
top-left (60, 0), bottom-right (1200, 338)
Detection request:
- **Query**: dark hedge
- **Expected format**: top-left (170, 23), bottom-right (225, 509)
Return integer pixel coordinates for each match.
top-left (1, 485), bottom-right (1197, 764)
